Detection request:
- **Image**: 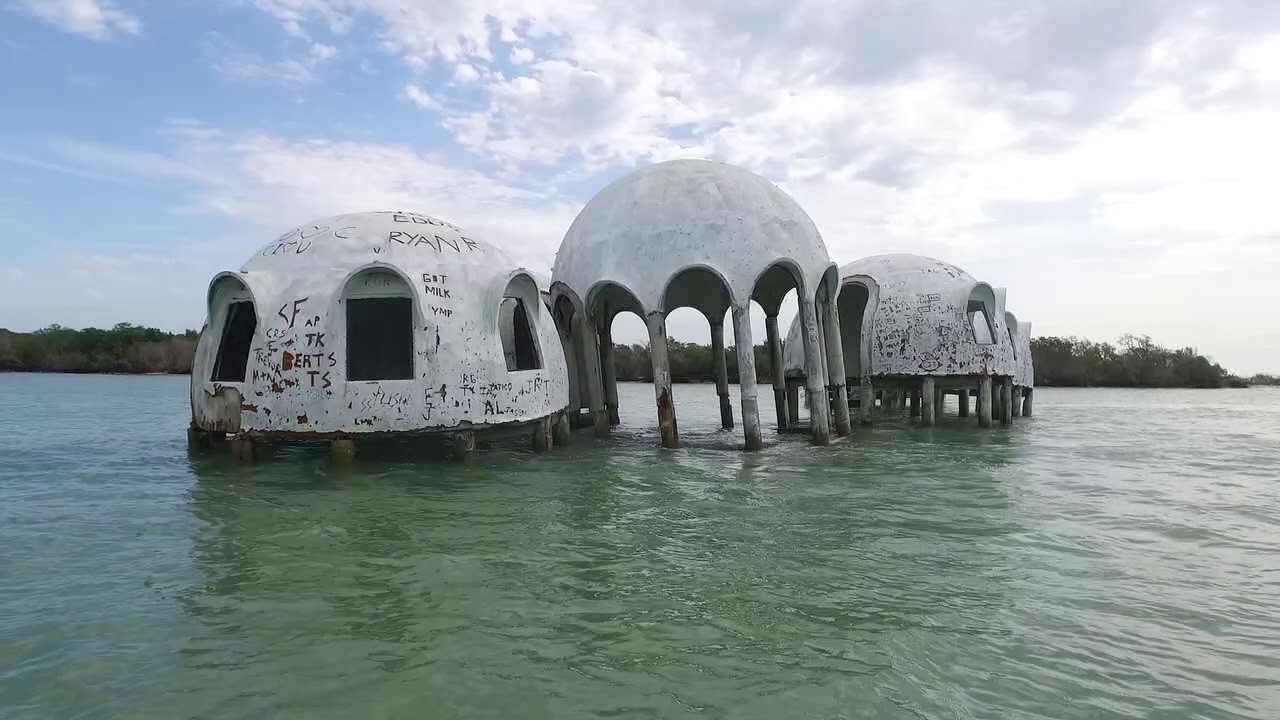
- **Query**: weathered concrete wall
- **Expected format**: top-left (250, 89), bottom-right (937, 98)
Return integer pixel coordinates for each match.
top-left (783, 254), bottom-right (1018, 379)
top-left (1015, 319), bottom-right (1034, 387)
top-left (191, 211), bottom-right (568, 435)
top-left (552, 159), bottom-right (835, 316)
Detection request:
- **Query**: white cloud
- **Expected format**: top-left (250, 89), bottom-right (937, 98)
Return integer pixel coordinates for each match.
top-left (14, 0), bottom-right (140, 40)
top-left (206, 34), bottom-right (338, 86)
top-left (11, 0), bottom-right (1280, 371)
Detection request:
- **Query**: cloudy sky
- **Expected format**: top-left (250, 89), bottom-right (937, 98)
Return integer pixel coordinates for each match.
top-left (1, 0), bottom-right (1278, 373)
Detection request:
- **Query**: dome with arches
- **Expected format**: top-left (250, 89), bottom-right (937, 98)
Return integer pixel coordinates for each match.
top-left (190, 211), bottom-right (568, 439)
top-left (551, 159), bottom-right (835, 318)
top-left (549, 159), bottom-right (842, 450)
top-left (782, 253), bottom-right (1019, 380)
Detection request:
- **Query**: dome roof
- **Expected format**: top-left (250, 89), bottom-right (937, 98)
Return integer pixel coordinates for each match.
top-left (552, 160), bottom-right (833, 314)
top-left (241, 211), bottom-right (513, 273)
top-left (782, 252), bottom-right (1017, 379)
top-left (840, 253), bottom-right (974, 283)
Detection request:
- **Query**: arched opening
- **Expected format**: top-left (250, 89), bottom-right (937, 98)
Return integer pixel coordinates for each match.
top-left (344, 268), bottom-right (414, 381)
top-left (499, 275), bottom-right (543, 372)
top-left (208, 275), bottom-right (256, 383)
top-left (836, 280), bottom-right (871, 380)
top-left (589, 280), bottom-right (646, 411)
top-left (1005, 313), bottom-right (1019, 360)
top-left (967, 285), bottom-right (997, 346)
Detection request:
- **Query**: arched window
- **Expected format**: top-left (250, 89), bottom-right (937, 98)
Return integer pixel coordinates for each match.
top-left (209, 277), bottom-right (256, 382)
top-left (499, 275), bottom-right (543, 372)
top-left (966, 285), bottom-right (997, 345)
top-left (344, 269), bottom-right (414, 381)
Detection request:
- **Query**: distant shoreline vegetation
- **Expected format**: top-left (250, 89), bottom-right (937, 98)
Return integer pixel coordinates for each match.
top-left (0, 325), bottom-right (1275, 388)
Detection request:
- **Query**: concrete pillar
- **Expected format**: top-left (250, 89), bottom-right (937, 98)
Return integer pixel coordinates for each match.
top-left (330, 437), bottom-right (355, 464)
top-left (798, 298), bottom-right (831, 445)
top-left (921, 377), bottom-right (936, 426)
top-left (561, 329), bottom-right (581, 420)
top-left (187, 426), bottom-right (213, 449)
top-left (710, 318), bottom-right (734, 430)
top-left (859, 382), bottom-right (874, 425)
top-left (732, 305), bottom-right (764, 451)
top-left (978, 376), bottom-right (993, 428)
top-left (448, 430), bottom-right (476, 456)
top-left (934, 386), bottom-right (945, 419)
top-left (958, 389), bottom-right (970, 418)
top-left (1022, 388), bottom-right (1034, 418)
top-left (786, 381), bottom-right (800, 428)
top-left (598, 321), bottom-right (620, 426)
top-left (765, 315), bottom-right (789, 432)
top-left (820, 298), bottom-right (851, 437)
top-left (909, 389), bottom-right (921, 418)
top-left (577, 314), bottom-right (610, 438)
top-left (1001, 377), bottom-right (1014, 426)
top-left (553, 412), bottom-right (571, 447)
top-left (646, 313), bottom-right (679, 449)
top-left (531, 417), bottom-right (553, 451)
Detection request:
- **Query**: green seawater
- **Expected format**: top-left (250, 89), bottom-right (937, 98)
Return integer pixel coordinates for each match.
top-left (2, 374), bottom-right (1278, 719)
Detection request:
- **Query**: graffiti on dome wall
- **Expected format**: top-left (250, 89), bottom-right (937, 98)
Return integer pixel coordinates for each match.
top-left (191, 213), bottom-right (569, 435)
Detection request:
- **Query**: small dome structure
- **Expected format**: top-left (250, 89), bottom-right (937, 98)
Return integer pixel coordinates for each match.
top-left (781, 253), bottom-right (1022, 427)
top-left (550, 159), bottom-right (845, 449)
top-left (190, 211), bottom-right (569, 456)
top-left (783, 253), bottom-right (1017, 379)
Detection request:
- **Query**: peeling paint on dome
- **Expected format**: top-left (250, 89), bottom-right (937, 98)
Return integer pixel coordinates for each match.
top-left (190, 211), bottom-right (568, 437)
top-left (783, 253), bottom-right (1020, 379)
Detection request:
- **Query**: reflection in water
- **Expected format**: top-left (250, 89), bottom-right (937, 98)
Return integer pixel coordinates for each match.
top-left (168, 385), bottom-right (1023, 718)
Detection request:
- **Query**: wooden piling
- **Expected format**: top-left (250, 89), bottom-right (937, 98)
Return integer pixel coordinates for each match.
top-left (958, 389), bottom-right (970, 418)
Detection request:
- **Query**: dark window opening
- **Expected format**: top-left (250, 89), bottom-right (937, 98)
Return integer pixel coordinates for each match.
top-left (968, 300), bottom-right (995, 344)
top-left (1008, 326), bottom-right (1019, 358)
top-left (502, 298), bottom-right (542, 371)
top-left (211, 301), bottom-right (256, 382)
top-left (347, 297), bottom-right (413, 380)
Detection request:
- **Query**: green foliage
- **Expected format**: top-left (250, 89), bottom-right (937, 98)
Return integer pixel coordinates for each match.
top-left (0, 324), bottom-right (197, 374)
top-left (610, 338), bottom-right (776, 384)
top-left (1031, 334), bottom-right (1237, 388)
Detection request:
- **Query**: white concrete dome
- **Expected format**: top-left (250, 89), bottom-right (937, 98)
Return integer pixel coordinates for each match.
top-left (190, 211), bottom-right (568, 437)
top-left (552, 159), bottom-right (834, 317)
top-left (783, 253), bottom-right (1018, 379)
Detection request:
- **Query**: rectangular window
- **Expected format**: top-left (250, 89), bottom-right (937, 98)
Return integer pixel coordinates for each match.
top-left (211, 301), bottom-right (256, 382)
top-left (347, 297), bottom-right (414, 380)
